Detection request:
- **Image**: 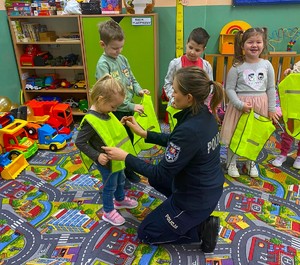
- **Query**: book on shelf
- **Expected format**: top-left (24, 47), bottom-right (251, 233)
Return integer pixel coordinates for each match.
top-left (11, 20), bottom-right (25, 42)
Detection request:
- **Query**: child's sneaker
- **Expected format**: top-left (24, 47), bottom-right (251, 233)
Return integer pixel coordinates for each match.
top-left (272, 155), bottom-right (287, 167)
top-left (293, 156), bottom-right (300, 169)
top-left (102, 209), bottom-right (125, 226)
top-left (227, 164), bottom-right (240, 178)
top-left (246, 161), bottom-right (259, 178)
top-left (114, 196), bottom-right (138, 209)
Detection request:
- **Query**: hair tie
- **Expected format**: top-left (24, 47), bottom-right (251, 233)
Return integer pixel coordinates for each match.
top-left (209, 81), bottom-right (214, 86)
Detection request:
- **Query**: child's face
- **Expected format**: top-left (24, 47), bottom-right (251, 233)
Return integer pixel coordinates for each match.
top-left (101, 39), bottom-right (125, 59)
top-left (96, 93), bottom-right (124, 114)
top-left (185, 40), bottom-right (205, 61)
top-left (243, 34), bottom-right (264, 60)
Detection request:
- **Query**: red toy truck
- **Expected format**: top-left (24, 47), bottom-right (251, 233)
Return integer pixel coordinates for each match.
top-left (26, 99), bottom-right (73, 128)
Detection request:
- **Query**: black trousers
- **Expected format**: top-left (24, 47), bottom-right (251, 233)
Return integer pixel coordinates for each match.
top-left (137, 194), bottom-right (219, 245)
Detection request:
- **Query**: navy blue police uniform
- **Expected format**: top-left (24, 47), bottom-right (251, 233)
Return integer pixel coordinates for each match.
top-left (124, 106), bottom-right (224, 244)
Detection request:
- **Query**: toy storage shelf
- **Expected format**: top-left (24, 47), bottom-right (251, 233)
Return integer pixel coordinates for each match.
top-left (8, 15), bottom-right (88, 117)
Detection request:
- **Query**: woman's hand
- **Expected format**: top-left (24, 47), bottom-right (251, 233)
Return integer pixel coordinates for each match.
top-left (102, 146), bottom-right (128, 161)
top-left (124, 116), bottom-right (147, 138)
top-left (98, 153), bottom-right (109, 165)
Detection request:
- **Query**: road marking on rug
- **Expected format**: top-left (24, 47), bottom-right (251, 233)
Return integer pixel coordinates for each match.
top-left (143, 186), bottom-right (152, 194)
top-left (58, 234), bottom-right (70, 244)
top-left (291, 237), bottom-right (300, 249)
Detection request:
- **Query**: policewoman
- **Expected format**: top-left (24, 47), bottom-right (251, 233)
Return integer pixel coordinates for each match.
top-left (103, 67), bottom-right (225, 252)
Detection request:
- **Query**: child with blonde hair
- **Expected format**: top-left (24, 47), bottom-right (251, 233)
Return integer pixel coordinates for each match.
top-left (75, 74), bottom-right (138, 226)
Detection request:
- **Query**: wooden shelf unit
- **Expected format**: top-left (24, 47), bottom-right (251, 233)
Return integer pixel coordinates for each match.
top-left (8, 15), bottom-right (88, 116)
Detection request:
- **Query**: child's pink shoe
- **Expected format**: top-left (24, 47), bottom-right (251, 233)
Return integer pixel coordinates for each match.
top-left (114, 196), bottom-right (138, 209)
top-left (102, 209), bottom-right (125, 226)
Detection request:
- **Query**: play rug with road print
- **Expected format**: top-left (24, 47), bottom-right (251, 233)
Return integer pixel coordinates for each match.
top-left (0, 125), bottom-right (299, 265)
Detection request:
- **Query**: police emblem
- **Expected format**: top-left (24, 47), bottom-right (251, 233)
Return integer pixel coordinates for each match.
top-left (165, 142), bottom-right (181, 162)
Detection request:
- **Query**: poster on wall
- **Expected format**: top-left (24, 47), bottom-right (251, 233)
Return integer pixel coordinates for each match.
top-left (233, 0), bottom-right (300, 5)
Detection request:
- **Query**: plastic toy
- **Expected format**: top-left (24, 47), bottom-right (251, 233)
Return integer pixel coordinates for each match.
top-left (64, 98), bottom-right (79, 108)
top-left (46, 117), bottom-right (72, 139)
top-left (35, 96), bottom-right (62, 102)
top-left (0, 97), bottom-right (12, 112)
top-left (0, 147), bottom-right (28, 180)
top-left (0, 119), bottom-right (38, 159)
top-left (79, 99), bottom-right (88, 113)
top-left (219, 21), bottom-right (251, 54)
top-left (73, 80), bottom-right (86, 89)
top-left (123, 0), bottom-right (155, 14)
top-left (60, 79), bottom-right (73, 88)
top-left (36, 124), bottom-right (67, 151)
top-left (0, 112), bottom-right (14, 129)
top-left (20, 44), bottom-right (40, 66)
top-left (26, 99), bottom-right (73, 128)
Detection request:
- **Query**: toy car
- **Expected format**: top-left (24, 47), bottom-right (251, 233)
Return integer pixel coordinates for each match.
top-left (60, 79), bottom-right (73, 88)
top-left (64, 98), bottom-right (79, 108)
top-left (79, 99), bottom-right (88, 113)
top-left (73, 80), bottom-right (86, 89)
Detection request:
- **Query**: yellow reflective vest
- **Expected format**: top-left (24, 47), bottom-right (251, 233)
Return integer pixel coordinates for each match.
top-left (79, 113), bottom-right (136, 172)
top-left (133, 94), bottom-right (161, 154)
top-left (166, 105), bottom-right (182, 132)
top-left (278, 73), bottom-right (300, 139)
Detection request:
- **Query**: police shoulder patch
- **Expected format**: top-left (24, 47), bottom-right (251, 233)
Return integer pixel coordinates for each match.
top-left (165, 142), bottom-right (181, 163)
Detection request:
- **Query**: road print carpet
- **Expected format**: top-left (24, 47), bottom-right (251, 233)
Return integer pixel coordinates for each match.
top-left (0, 123), bottom-right (299, 265)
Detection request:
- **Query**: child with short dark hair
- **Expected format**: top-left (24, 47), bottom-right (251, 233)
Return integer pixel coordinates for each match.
top-left (163, 27), bottom-right (213, 106)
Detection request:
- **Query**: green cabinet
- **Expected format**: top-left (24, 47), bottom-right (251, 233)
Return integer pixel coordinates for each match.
top-left (81, 14), bottom-right (159, 113)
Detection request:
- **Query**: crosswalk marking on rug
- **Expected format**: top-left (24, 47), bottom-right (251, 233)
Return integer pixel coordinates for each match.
top-left (58, 234), bottom-right (70, 244)
top-left (291, 238), bottom-right (300, 249)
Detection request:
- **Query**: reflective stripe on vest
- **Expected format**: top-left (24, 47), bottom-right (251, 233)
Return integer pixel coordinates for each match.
top-left (79, 113), bottom-right (136, 172)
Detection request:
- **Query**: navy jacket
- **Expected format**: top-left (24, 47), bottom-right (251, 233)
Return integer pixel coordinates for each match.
top-left (125, 106), bottom-right (224, 211)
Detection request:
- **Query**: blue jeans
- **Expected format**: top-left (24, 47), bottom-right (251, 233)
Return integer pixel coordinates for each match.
top-left (97, 165), bottom-right (125, 213)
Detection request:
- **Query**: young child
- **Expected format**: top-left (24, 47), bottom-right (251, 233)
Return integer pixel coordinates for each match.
top-left (163, 27), bottom-right (213, 106)
top-left (95, 19), bottom-right (150, 185)
top-left (75, 74), bottom-right (138, 226)
top-left (220, 27), bottom-right (280, 178)
top-left (272, 63), bottom-right (300, 169)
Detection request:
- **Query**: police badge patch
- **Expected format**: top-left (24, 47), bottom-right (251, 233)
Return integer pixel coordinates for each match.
top-left (165, 142), bottom-right (181, 162)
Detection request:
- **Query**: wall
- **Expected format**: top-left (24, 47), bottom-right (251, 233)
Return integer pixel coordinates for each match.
top-left (0, 0), bottom-right (21, 106)
top-left (1, 0), bottom-right (300, 113)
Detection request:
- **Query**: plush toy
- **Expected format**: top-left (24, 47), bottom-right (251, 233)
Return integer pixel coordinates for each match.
top-left (123, 0), bottom-right (155, 14)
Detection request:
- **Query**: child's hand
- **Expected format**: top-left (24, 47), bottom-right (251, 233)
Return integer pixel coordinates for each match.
top-left (102, 146), bottom-right (128, 161)
top-left (134, 104), bottom-right (144, 114)
top-left (284, 68), bottom-right (292, 76)
top-left (139, 89), bottom-right (150, 96)
top-left (269, 111), bottom-right (280, 123)
top-left (242, 102), bottom-right (252, 113)
top-left (98, 153), bottom-right (109, 166)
